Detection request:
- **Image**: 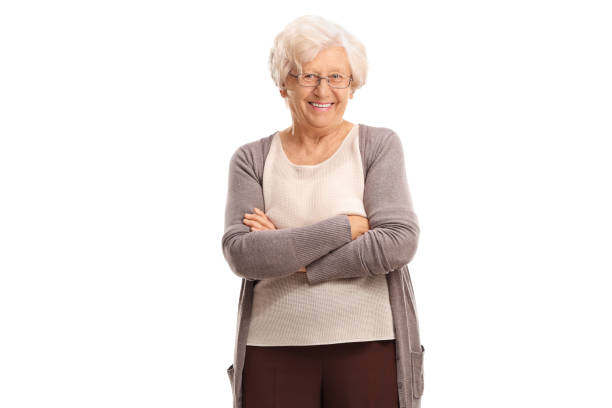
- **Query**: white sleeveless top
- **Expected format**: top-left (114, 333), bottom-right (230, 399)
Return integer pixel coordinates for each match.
top-left (245, 123), bottom-right (396, 346)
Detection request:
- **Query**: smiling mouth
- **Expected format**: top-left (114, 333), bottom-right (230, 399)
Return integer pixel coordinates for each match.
top-left (309, 102), bottom-right (334, 108)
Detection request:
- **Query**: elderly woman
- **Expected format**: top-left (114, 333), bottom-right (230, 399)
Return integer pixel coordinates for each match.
top-left (222, 15), bottom-right (425, 408)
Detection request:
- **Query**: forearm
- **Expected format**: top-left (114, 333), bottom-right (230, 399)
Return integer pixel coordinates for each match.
top-left (305, 214), bottom-right (419, 284)
top-left (223, 214), bottom-right (352, 281)
top-left (222, 146), bottom-right (349, 280)
top-left (305, 129), bottom-right (420, 284)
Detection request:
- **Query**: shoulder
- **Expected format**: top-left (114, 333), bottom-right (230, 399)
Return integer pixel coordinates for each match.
top-left (232, 132), bottom-right (275, 157)
top-left (359, 123), bottom-right (402, 149)
top-left (358, 123), bottom-right (404, 168)
top-left (228, 131), bottom-right (277, 180)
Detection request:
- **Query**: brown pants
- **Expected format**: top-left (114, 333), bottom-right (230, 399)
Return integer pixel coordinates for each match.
top-left (243, 339), bottom-right (399, 408)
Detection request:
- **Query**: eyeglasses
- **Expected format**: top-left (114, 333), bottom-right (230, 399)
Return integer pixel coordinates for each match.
top-left (287, 71), bottom-right (353, 89)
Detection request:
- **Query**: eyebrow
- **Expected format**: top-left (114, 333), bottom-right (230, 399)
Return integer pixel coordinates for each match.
top-left (304, 68), bottom-right (348, 73)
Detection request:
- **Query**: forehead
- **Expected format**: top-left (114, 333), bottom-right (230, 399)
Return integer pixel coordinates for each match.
top-left (301, 46), bottom-right (351, 72)
top-left (303, 66), bottom-right (347, 73)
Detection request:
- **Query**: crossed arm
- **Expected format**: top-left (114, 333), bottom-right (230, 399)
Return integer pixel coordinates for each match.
top-left (221, 146), bottom-right (353, 281)
top-left (221, 130), bottom-right (419, 283)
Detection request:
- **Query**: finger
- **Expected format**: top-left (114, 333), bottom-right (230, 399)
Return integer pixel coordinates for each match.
top-left (257, 216), bottom-right (276, 230)
top-left (243, 218), bottom-right (266, 230)
top-left (246, 211), bottom-right (276, 230)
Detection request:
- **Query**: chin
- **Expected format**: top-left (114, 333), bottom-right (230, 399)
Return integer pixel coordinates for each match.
top-left (307, 118), bottom-right (338, 127)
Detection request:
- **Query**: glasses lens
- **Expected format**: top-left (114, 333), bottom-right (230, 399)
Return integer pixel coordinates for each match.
top-left (299, 73), bottom-right (351, 88)
top-left (329, 73), bottom-right (348, 87)
top-left (300, 73), bottom-right (319, 86)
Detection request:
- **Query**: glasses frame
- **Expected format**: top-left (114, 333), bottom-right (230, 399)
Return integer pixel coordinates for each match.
top-left (287, 71), bottom-right (353, 89)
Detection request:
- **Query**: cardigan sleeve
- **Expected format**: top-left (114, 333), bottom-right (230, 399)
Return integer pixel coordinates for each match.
top-left (221, 145), bottom-right (353, 281)
top-left (305, 130), bottom-right (420, 284)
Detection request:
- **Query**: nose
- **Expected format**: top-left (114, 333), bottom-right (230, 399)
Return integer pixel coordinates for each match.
top-left (313, 77), bottom-right (333, 95)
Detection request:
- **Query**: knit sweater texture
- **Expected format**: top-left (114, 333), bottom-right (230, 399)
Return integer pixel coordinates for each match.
top-left (246, 123), bottom-right (395, 345)
top-left (222, 123), bottom-right (425, 408)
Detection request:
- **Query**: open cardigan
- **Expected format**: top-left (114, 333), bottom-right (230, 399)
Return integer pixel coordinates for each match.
top-left (221, 123), bottom-right (425, 408)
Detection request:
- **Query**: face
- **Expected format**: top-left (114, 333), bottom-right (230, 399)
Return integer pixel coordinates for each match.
top-left (280, 45), bottom-right (354, 131)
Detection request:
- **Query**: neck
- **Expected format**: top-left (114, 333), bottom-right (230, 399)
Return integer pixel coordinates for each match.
top-left (288, 120), bottom-right (350, 147)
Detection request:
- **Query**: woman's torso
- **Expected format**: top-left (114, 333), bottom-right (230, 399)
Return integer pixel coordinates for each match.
top-left (245, 123), bottom-right (396, 346)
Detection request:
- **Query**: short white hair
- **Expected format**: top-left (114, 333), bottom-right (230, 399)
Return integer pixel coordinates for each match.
top-left (269, 15), bottom-right (368, 94)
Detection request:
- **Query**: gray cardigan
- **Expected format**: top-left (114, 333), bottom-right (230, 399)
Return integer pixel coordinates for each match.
top-left (221, 123), bottom-right (425, 408)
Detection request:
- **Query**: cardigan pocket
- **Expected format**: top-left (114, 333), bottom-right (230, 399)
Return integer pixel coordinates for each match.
top-left (410, 345), bottom-right (425, 398)
top-left (227, 363), bottom-right (235, 395)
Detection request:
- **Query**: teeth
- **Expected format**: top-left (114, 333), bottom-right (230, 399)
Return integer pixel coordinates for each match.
top-left (311, 102), bottom-right (332, 107)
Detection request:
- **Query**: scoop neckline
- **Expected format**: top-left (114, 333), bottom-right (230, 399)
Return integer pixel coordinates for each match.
top-left (276, 123), bottom-right (358, 168)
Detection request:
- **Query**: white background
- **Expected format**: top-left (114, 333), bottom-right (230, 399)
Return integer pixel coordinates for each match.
top-left (1, 1), bottom-right (611, 407)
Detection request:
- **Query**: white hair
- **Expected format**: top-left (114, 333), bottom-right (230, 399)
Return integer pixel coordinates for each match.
top-left (269, 15), bottom-right (368, 95)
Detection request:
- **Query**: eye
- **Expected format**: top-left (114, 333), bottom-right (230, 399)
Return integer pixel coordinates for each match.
top-left (303, 73), bottom-right (316, 79)
top-left (331, 73), bottom-right (343, 79)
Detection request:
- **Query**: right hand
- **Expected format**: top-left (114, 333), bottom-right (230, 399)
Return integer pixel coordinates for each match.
top-left (347, 215), bottom-right (370, 240)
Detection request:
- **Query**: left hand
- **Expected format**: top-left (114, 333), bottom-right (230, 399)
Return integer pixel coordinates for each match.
top-left (243, 207), bottom-right (277, 231)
